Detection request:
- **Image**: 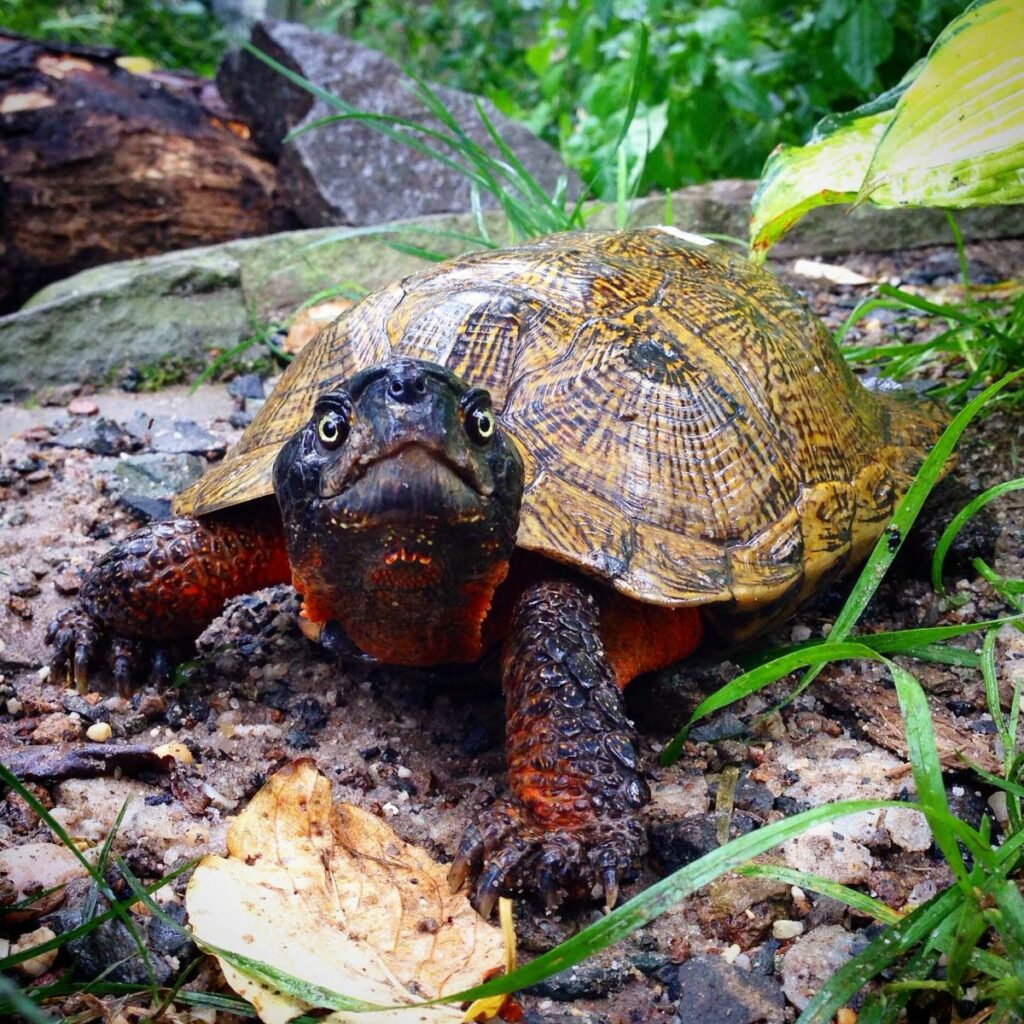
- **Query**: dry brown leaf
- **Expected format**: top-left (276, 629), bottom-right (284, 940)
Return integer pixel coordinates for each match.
top-left (284, 301), bottom-right (354, 355)
top-left (186, 760), bottom-right (504, 1024)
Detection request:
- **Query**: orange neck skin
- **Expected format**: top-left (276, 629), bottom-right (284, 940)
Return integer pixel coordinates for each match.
top-left (295, 548), bottom-right (703, 678)
top-left (294, 555), bottom-right (512, 666)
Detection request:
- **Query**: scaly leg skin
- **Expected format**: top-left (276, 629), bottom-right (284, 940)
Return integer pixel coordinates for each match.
top-left (449, 579), bottom-right (650, 916)
top-left (48, 504), bottom-right (291, 694)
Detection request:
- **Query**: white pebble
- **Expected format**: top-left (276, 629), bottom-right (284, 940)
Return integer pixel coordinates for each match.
top-left (988, 791), bottom-right (1009, 824)
top-left (86, 722), bottom-right (112, 743)
top-left (721, 943), bottom-right (741, 964)
top-left (12, 926), bottom-right (58, 977)
top-left (773, 919), bottom-right (805, 940)
top-left (6, 698), bottom-right (22, 715)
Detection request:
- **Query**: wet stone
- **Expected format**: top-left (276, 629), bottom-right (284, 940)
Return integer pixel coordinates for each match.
top-left (102, 453), bottom-right (206, 500)
top-left (285, 728), bottom-right (317, 750)
top-left (690, 711), bottom-right (746, 742)
top-left (48, 884), bottom-right (181, 986)
top-left (115, 493), bottom-right (173, 522)
top-left (50, 418), bottom-right (134, 456)
top-left (780, 925), bottom-right (865, 1011)
top-left (227, 373), bottom-right (265, 400)
top-left (663, 955), bottom-right (785, 1023)
top-left (291, 696), bottom-right (328, 733)
top-left (526, 958), bottom-right (633, 1000)
top-left (650, 811), bottom-right (759, 872)
top-left (125, 411), bottom-right (226, 456)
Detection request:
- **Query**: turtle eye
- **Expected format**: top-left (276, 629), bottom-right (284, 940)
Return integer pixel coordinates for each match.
top-left (465, 403), bottom-right (496, 447)
top-left (315, 409), bottom-right (348, 450)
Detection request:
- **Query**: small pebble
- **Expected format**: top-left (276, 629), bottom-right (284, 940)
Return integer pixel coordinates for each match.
top-left (153, 742), bottom-right (193, 764)
top-left (67, 396), bottom-right (100, 416)
top-left (11, 926), bottom-right (58, 977)
top-left (772, 920), bottom-right (804, 940)
top-left (7, 698), bottom-right (22, 715)
top-left (86, 722), bottom-right (112, 743)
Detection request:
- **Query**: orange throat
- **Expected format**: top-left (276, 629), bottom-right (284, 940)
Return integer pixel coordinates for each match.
top-left (294, 557), bottom-right (511, 666)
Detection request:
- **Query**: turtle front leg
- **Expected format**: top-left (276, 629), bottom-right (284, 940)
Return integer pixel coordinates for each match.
top-left (48, 503), bottom-right (291, 693)
top-left (449, 579), bottom-right (650, 916)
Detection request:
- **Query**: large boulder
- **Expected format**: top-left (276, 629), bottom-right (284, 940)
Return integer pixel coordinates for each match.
top-left (217, 20), bottom-right (575, 227)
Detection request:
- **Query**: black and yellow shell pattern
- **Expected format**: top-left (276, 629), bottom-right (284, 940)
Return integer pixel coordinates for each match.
top-left (176, 228), bottom-right (945, 627)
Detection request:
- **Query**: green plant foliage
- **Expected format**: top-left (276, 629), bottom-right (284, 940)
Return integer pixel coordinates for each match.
top-left (1, 0), bottom-right (228, 76)
top-left (284, 0), bottom-right (968, 198)
top-left (750, 0), bottom-right (1024, 257)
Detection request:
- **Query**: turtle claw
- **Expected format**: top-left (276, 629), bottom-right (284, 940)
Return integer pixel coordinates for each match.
top-left (452, 796), bottom-right (646, 916)
top-left (599, 865), bottom-right (619, 912)
top-left (46, 604), bottom-right (188, 694)
top-left (448, 825), bottom-right (486, 895)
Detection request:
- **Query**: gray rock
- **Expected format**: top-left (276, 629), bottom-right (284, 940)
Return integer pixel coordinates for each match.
top-left (666, 955), bottom-right (785, 1023)
top-left (780, 925), bottom-right (864, 1011)
top-left (125, 411), bottom-right (226, 456)
top-left (527, 958), bottom-right (633, 1001)
top-left (94, 452), bottom-right (207, 499)
top-left (50, 418), bottom-right (135, 456)
top-left (227, 373), bottom-right (265, 399)
top-left (0, 251), bottom-right (248, 393)
top-left (115, 493), bottom-right (174, 522)
top-left (217, 20), bottom-right (575, 227)
top-left (650, 811), bottom-right (759, 873)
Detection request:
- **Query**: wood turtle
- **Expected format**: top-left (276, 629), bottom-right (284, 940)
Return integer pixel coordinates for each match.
top-left (49, 228), bottom-right (946, 914)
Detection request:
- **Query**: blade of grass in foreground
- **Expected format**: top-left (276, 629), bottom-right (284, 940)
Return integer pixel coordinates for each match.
top-left (734, 864), bottom-right (901, 924)
top-left (931, 477), bottom-right (1024, 592)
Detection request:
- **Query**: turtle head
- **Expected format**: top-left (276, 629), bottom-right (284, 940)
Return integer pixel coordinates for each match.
top-left (273, 358), bottom-right (525, 664)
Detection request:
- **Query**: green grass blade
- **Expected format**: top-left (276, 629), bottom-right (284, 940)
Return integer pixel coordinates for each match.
top-left (931, 478), bottom-right (1024, 592)
top-left (734, 864), bottom-right (901, 924)
top-left (797, 885), bottom-right (962, 1023)
top-left (0, 974), bottom-right (54, 1024)
top-left (661, 640), bottom-right (885, 763)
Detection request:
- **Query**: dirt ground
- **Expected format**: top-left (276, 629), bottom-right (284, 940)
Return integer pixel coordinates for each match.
top-left (2, 239), bottom-right (1023, 1024)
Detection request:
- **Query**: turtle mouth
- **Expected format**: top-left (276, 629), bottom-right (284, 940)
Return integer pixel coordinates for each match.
top-left (324, 443), bottom-right (489, 525)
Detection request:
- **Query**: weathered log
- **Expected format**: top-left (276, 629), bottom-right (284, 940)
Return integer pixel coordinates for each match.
top-left (0, 33), bottom-right (289, 313)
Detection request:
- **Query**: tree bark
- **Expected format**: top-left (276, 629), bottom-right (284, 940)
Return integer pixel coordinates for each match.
top-left (0, 33), bottom-right (289, 313)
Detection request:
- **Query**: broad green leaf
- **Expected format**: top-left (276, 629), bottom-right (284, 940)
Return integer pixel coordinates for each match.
top-left (861, 0), bottom-right (1024, 206)
top-left (749, 0), bottom-right (1024, 257)
top-left (749, 110), bottom-right (891, 261)
top-left (833, 0), bottom-right (894, 92)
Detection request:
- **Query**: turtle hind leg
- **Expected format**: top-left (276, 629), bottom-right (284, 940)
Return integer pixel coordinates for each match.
top-left (449, 579), bottom-right (655, 916)
top-left (48, 501), bottom-right (291, 693)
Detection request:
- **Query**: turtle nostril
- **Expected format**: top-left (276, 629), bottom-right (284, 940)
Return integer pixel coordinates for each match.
top-left (386, 365), bottom-right (429, 404)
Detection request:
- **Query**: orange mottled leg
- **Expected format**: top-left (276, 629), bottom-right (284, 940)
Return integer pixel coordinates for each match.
top-left (48, 501), bottom-right (290, 693)
top-left (450, 579), bottom-right (674, 915)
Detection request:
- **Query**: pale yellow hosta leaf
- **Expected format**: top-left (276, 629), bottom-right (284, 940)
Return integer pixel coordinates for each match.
top-left (749, 110), bottom-right (892, 261)
top-left (861, 0), bottom-right (1024, 206)
top-left (186, 760), bottom-right (505, 1024)
top-left (749, 0), bottom-right (1024, 258)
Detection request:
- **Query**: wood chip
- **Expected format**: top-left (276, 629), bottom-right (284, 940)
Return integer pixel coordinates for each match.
top-left (817, 673), bottom-right (1002, 774)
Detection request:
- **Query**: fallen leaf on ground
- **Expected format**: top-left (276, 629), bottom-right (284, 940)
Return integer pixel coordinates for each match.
top-left (284, 301), bottom-right (354, 355)
top-left (186, 759), bottom-right (505, 1024)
